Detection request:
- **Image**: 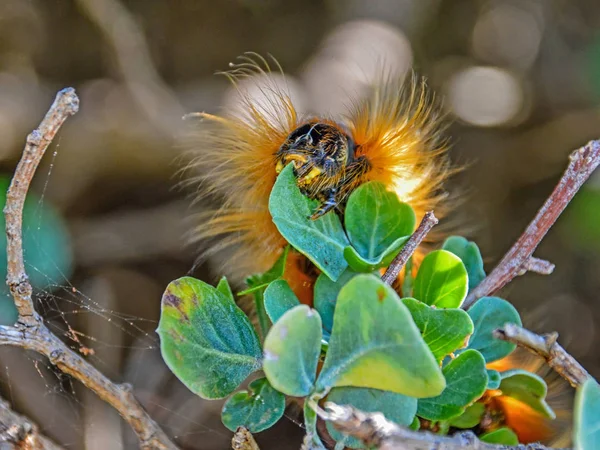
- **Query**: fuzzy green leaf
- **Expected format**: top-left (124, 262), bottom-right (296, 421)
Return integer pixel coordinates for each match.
top-left (413, 250), bottom-right (469, 308)
top-left (463, 297), bottom-right (522, 363)
top-left (316, 274), bottom-right (445, 397)
top-left (314, 269), bottom-right (361, 333)
top-left (500, 370), bottom-right (555, 419)
top-left (448, 402), bottom-right (485, 429)
top-left (401, 298), bottom-right (473, 362)
top-left (263, 279), bottom-right (300, 324)
top-left (326, 387), bottom-right (417, 449)
top-left (480, 428), bottom-right (519, 445)
top-left (269, 165), bottom-right (349, 281)
top-left (417, 350), bottom-right (488, 421)
top-left (343, 237), bottom-right (409, 272)
top-left (221, 378), bottom-right (285, 433)
top-left (574, 378), bottom-right (600, 450)
top-left (263, 305), bottom-right (322, 396)
top-left (442, 236), bottom-right (486, 291)
top-left (345, 182), bottom-right (415, 258)
top-left (216, 277), bottom-right (235, 302)
top-left (157, 277), bottom-right (262, 399)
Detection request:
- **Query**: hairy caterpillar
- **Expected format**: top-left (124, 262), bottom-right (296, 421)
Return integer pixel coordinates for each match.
top-left (184, 54), bottom-right (566, 444)
top-left (185, 55), bottom-right (450, 296)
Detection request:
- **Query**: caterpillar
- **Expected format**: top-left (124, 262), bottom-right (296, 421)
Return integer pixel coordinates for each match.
top-left (185, 54), bottom-right (450, 296)
top-left (184, 53), bottom-right (566, 445)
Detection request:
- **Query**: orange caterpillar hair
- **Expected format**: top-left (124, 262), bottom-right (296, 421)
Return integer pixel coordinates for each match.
top-left (185, 54), bottom-right (450, 290)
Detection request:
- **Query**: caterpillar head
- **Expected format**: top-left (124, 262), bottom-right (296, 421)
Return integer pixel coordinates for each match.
top-left (275, 121), bottom-right (355, 196)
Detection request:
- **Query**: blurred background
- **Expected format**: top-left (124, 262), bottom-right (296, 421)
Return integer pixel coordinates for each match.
top-left (0, 0), bottom-right (599, 448)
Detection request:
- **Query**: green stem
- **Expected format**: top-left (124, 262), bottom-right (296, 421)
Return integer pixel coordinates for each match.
top-left (253, 290), bottom-right (271, 339)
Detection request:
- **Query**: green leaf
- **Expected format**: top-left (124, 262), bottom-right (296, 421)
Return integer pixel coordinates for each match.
top-left (316, 274), bottom-right (445, 397)
top-left (221, 377), bottom-right (285, 433)
top-left (0, 177), bottom-right (73, 325)
top-left (263, 305), bottom-right (322, 396)
top-left (269, 165), bottom-right (349, 281)
top-left (157, 277), bottom-right (262, 399)
top-left (487, 369), bottom-right (501, 390)
top-left (314, 269), bottom-right (360, 333)
top-left (413, 250), bottom-right (468, 308)
top-left (480, 428), bottom-right (519, 445)
top-left (575, 378), bottom-right (600, 450)
top-left (326, 387), bottom-right (417, 449)
top-left (239, 246), bottom-right (290, 296)
top-left (401, 298), bottom-right (473, 362)
top-left (464, 297), bottom-right (522, 363)
top-left (263, 279), bottom-right (300, 324)
top-left (448, 402), bottom-right (485, 429)
top-left (499, 370), bottom-right (555, 419)
top-left (343, 237), bottom-right (409, 272)
top-left (409, 416), bottom-right (420, 430)
top-left (402, 256), bottom-right (415, 298)
top-left (216, 277), bottom-right (234, 302)
top-left (442, 236), bottom-right (486, 291)
top-left (345, 182), bottom-right (415, 258)
top-left (417, 350), bottom-right (488, 421)
top-left (342, 182), bottom-right (414, 272)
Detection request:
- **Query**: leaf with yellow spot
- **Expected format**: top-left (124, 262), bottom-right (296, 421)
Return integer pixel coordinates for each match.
top-left (316, 274), bottom-right (445, 397)
top-left (157, 277), bottom-right (262, 400)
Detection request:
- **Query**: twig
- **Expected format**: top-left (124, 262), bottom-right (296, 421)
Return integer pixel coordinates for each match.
top-left (0, 395), bottom-right (63, 450)
top-left (317, 402), bottom-right (558, 450)
top-left (519, 257), bottom-right (555, 276)
top-left (2, 89), bottom-right (178, 450)
top-left (463, 140), bottom-right (600, 309)
top-left (381, 211), bottom-right (438, 285)
top-left (494, 324), bottom-right (592, 388)
top-left (4, 88), bottom-right (79, 326)
top-left (231, 427), bottom-right (260, 450)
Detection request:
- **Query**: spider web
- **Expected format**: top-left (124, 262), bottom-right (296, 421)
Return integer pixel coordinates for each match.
top-left (0, 142), bottom-right (240, 450)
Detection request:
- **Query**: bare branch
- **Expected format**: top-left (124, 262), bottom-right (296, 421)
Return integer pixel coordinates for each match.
top-left (494, 324), bottom-right (592, 388)
top-left (464, 140), bottom-right (600, 309)
top-left (4, 88), bottom-right (79, 326)
top-left (382, 211), bottom-right (438, 285)
top-left (0, 396), bottom-right (63, 450)
top-left (317, 402), bottom-right (558, 450)
top-left (2, 89), bottom-right (178, 449)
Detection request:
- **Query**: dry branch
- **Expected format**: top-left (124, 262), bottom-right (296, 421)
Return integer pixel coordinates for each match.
top-left (463, 140), bottom-right (600, 309)
top-left (1, 88), bottom-right (178, 450)
top-left (0, 396), bottom-right (63, 450)
top-left (494, 323), bottom-right (592, 388)
top-left (382, 211), bottom-right (438, 285)
top-left (4, 88), bottom-right (79, 326)
top-left (317, 402), bottom-right (558, 450)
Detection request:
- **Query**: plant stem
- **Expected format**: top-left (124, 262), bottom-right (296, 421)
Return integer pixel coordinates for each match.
top-left (494, 324), bottom-right (592, 388)
top-left (382, 212), bottom-right (438, 285)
